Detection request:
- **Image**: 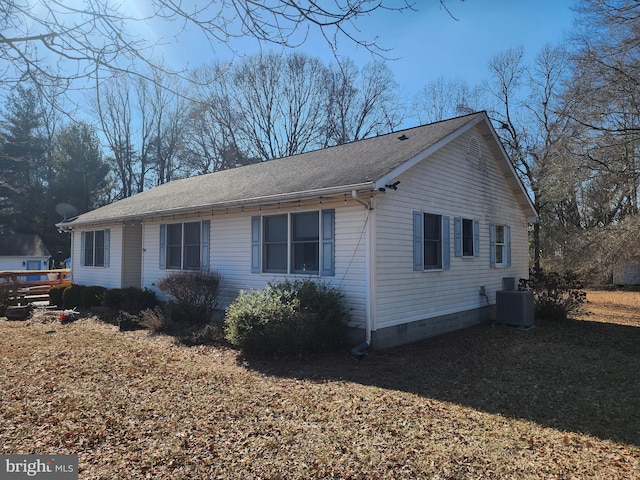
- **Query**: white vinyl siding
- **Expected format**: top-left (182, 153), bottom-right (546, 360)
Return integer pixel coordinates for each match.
top-left (373, 128), bottom-right (530, 330)
top-left (72, 227), bottom-right (121, 289)
top-left (141, 201), bottom-right (366, 327)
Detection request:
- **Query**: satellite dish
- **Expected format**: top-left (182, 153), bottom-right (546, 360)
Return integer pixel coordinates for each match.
top-left (55, 203), bottom-right (79, 222)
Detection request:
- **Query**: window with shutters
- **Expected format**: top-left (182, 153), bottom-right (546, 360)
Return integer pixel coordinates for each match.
top-left (423, 213), bottom-right (442, 270)
top-left (252, 210), bottom-right (334, 276)
top-left (413, 211), bottom-right (450, 271)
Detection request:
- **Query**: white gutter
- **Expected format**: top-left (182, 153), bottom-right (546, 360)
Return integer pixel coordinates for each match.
top-left (58, 182), bottom-right (376, 230)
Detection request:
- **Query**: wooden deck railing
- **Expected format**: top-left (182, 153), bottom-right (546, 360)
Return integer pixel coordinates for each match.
top-left (0, 269), bottom-right (71, 303)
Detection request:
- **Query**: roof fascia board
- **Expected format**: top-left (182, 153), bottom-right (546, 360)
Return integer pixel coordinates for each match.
top-left (373, 114), bottom-right (485, 190)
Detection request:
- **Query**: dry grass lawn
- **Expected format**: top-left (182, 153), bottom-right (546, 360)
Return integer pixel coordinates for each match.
top-left (1, 290), bottom-right (639, 479)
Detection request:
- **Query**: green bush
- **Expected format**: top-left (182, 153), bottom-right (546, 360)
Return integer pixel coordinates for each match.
top-left (80, 285), bottom-right (106, 308)
top-left (62, 284), bottom-right (84, 308)
top-left (104, 287), bottom-right (156, 314)
top-left (158, 270), bottom-right (222, 324)
top-left (519, 270), bottom-right (586, 321)
top-left (224, 279), bottom-right (347, 356)
top-left (49, 284), bottom-right (68, 308)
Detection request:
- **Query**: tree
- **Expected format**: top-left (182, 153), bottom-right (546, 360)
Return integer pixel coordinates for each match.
top-left (0, 0), bottom-right (414, 106)
top-left (94, 76), bottom-right (137, 199)
top-left (485, 45), bottom-right (574, 272)
top-left (325, 60), bottom-right (404, 145)
top-left (231, 51), bottom-right (329, 160)
top-left (411, 76), bottom-right (482, 124)
top-left (0, 84), bottom-right (48, 234)
top-left (49, 121), bottom-right (110, 214)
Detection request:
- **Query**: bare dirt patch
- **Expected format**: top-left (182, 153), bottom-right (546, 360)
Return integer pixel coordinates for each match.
top-left (1, 292), bottom-right (639, 479)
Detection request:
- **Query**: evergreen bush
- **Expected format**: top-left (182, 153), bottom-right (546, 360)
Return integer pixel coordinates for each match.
top-left (49, 284), bottom-right (68, 308)
top-left (224, 279), bottom-right (347, 356)
top-left (80, 285), bottom-right (106, 308)
top-left (62, 284), bottom-right (83, 308)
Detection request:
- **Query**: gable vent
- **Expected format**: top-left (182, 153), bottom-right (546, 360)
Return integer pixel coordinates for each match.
top-left (467, 135), bottom-right (482, 158)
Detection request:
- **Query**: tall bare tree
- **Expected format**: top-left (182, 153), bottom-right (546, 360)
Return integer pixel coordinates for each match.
top-left (411, 76), bottom-right (483, 124)
top-left (325, 60), bottom-right (404, 145)
top-left (1, 0), bottom-right (416, 109)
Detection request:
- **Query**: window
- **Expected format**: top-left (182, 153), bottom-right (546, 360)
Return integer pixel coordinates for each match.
top-left (413, 211), bottom-right (450, 271)
top-left (81, 229), bottom-right (109, 267)
top-left (462, 218), bottom-right (474, 256)
top-left (291, 211), bottom-right (319, 273)
top-left (454, 217), bottom-right (479, 258)
top-left (263, 214), bottom-right (288, 273)
top-left (423, 213), bottom-right (442, 270)
top-left (252, 210), bottom-right (334, 276)
top-left (495, 225), bottom-right (505, 265)
top-left (160, 220), bottom-right (210, 271)
top-left (490, 223), bottom-right (511, 268)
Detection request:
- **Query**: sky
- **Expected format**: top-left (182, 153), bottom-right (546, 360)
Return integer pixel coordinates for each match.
top-left (149, 0), bottom-right (577, 103)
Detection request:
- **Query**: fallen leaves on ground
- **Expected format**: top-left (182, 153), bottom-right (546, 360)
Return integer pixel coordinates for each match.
top-left (1, 290), bottom-right (639, 479)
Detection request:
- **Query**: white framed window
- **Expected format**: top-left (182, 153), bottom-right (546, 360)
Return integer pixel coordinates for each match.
top-left (252, 210), bottom-right (334, 276)
top-left (160, 220), bottom-right (210, 271)
top-left (81, 229), bottom-right (110, 267)
top-left (490, 223), bottom-right (511, 268)
top-left (413, 211), bottom-right (450, 271)
top-left (454, 217), bottom-right (479, 258)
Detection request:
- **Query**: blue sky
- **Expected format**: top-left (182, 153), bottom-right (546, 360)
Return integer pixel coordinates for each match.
top-left (150, 0), bottom-right (576, 100)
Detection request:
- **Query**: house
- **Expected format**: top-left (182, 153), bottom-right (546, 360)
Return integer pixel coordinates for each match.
top-left (57, 112), bottom-right (537, 349)
top-left (0, 234), bottom-right (51, 273)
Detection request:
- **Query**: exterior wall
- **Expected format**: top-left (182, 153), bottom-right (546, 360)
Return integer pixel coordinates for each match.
top-left (0, 257), bottom-right (49, 271)
top-left (140, 198), bottom-right (368, 326)
top-left (71, 226), bottom-right (123, 289)
top-left (370, 127), bottom-right (531, 348)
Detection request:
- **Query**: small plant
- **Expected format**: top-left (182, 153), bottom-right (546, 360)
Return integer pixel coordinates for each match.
top-left (158, 271), bottom-right (222, 325)
top-left (224, 279), bottom-right (347, 356)
top-left (141, 306), bottom-right (173, 333)
top-left (519, 269), bottom-right (586, 321)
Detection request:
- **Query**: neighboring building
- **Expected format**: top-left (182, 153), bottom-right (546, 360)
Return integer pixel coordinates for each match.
top-left (0, 234), bottom-right (51, 274)
top-left (58, 112), bottom-right (537, 349)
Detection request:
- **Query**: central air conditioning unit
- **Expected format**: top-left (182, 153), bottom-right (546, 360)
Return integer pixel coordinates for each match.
top-left (496, 277), bottom-right (534, 328)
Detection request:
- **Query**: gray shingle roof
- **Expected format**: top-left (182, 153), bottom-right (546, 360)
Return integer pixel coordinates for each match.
top-left (65, 112), bottom-right (519, 227)
top-left (0, 234), bottom-right (51, 257)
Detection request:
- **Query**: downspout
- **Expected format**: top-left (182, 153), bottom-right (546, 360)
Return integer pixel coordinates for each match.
top-left (350, 189), bottom-right (374, 359)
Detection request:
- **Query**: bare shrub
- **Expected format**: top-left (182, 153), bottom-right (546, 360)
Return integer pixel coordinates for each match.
top-left (158, 271), bottom-right (222, 325)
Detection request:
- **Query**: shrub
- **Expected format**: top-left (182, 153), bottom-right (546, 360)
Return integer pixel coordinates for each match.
top-left (104, 287), bottom-right (156, 314)
top-left (141, 306), bottom-right (173, 333)
top-left (114, 310), bottom-right (146, 331)
top-left (62, 284), bottom-right (84, 308)
top-left (49, 284), bottom-right (68, 308)
top-left (224, 279), bottom-right (347, 356)
top-left (519, 270), bottom-right (586, 321)
top-left (0, 282), bottom-right (13, 316)
top-left (80, 286), bottom-right (106, 308)
top-left (158, 271), bottom-right (222, 325)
